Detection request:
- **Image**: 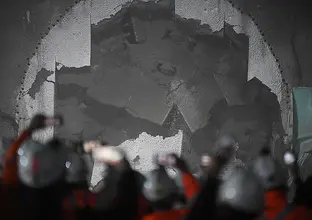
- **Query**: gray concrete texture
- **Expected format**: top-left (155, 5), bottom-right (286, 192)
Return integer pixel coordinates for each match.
top-left (0, 0), bottom-right (311, 180)
top-left (54, 0), bottom-right (251, 183)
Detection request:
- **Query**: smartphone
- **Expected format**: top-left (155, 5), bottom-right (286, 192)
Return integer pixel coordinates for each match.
top-left (44, 116), bottom-right (63, 127)
top-left (157, 153), bottom-right (176, 166)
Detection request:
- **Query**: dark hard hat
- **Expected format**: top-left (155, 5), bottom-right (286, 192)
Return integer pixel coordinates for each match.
top-left (142, 166), bottom-right (179, 202)
top-left (216, 135), bottom-right (236, 149)
top-left (217, 168), bottom-right (265, 215)
top-left (17, 139), bottom-right (67, 188)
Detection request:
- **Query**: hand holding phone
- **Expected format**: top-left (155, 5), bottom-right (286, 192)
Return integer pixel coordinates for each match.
top-left (92, 146), bottom-right (124, 165)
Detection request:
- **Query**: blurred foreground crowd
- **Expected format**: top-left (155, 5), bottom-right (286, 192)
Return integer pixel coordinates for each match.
top-left (1, 114), bottom-right (312, 220)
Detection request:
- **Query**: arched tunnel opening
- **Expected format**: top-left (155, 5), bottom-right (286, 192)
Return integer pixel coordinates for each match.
top-left (10, 0), bottom-right (291, 187)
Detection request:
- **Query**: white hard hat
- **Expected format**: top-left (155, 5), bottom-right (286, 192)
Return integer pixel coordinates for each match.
top-left (142, 167), bottom-right (179, 202)
top-left (17, 139), bottom-right (67, 188)
top-left (217, 168), bottom-right (265, 215)
top-left (251, 149), bottom-right (287, 190)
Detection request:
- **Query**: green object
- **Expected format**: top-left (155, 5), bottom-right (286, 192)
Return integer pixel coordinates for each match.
top-left (292, 88), bottom-right (312, 160)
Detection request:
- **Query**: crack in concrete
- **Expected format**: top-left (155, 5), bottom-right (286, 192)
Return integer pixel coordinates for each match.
top-left (166, 81), bottom-right (187, 100)
top-left (122, 96), bottom-right (140, 117)
top-left (55, 81), bottom-right (171, 144)
top-left (45, 80), bottom-right (55, 84)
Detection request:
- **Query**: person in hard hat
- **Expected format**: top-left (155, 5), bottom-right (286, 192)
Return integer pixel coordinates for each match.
top-left (187, 156), bottom-right (265, 220)
top-left (88, 146), bottom-right (143, 220)
top-left (142, 162), bottom-right (188, 220)
top-left (157, 153), bottom-right (201, 201)
top-left (1, 114), bottom-right (64, 220)
top-left (214, 135), bottom-right (246, 181)
top-left (17, 137), bottom-right (71, 220)
top-left (2, 114), bottom-right (93, 220)
top-left (62, 140), bottom-right (95, 220)
top-left (251, 148), bottom-right (310, 220)
top-left (283, 149), bottom-right (311, 212)
top-left (216, 167), bottom-right (265, 220)
top-left (184, 155), bottom-right (229, 220)
top-left (65, 141), bottom-right (121, 220)
top-left (2, 114), bottom-right (53, 185)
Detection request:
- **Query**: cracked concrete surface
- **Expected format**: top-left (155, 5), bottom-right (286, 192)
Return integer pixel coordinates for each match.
top-left (13, 0), bottom-right (272, 179)
top-left (0, 0), bottom-right (310, 179)
top-left (224, 0), bottom-right (312, 137)
top-left (0, 1), bottom-right (73, 140)
top-left (53, 1), bottom-right (247, 183)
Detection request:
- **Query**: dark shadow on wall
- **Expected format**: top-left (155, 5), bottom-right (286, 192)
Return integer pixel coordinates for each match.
top-left (192, 78), bottom-right (285, 163)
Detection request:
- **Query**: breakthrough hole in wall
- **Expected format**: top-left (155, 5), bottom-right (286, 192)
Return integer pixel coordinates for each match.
top-left (14, 0), bottom-right (287, 185)
top-left (51, 0), bottom-right (284, 186)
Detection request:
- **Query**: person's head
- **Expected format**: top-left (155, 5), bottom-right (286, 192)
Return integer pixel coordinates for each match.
top-left (215, 135), bottom-right (238, 160)
top-left (251, 148), bottom-right (287, 192)
top-left (142, 165), bottom-right (180, 210)
top-left (17, 138), bottom-right (67, 189)
top-left (216, 168), bottom-right (265, 220)
top-left (17, 138), bottom-right (68, 220)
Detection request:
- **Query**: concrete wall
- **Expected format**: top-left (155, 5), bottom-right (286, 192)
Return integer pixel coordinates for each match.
top-left (176, 0), bottom-right (291, 133)
top-left (10, 0), bottom-right (284, 179)
top-left (15, 0), bottom-right (292, 139)
top-left (0, 1), bottom-right (74, 139)
top-left (0, 0), bottom-right (311, 177)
